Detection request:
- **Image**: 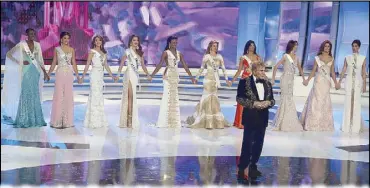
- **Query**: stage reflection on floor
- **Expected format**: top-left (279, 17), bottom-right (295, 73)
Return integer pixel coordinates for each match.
top-left (1, 156), bottom-right (368, 186)
top-left (1, 93), bottom-right (369, 186)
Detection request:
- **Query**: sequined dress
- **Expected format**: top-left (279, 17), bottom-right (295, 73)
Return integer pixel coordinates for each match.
top-left (156, 50), bottom-right (181, 128)
top-left (50, 47), bottom-right (75, 128)
top-left (13, 48), bottom-right (47, 128)
top-left (83, 49), bottom-right (109, 128)
top-left (186, 54), bottom-right (230, 129)
top-left (300, 56), bottom-right (334, 131)
top-left (269, 54), bottom-right (303, 131)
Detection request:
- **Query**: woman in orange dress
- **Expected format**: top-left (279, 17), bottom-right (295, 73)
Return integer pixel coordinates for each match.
top-left (231, 40), bottom-right (261, 129)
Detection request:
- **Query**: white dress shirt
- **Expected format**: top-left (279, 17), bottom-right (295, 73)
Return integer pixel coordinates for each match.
top-left (253, 76), bottom-right (265, 100)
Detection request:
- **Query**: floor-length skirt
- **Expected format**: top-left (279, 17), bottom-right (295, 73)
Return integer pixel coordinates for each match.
top-left (84, 68), bottom-right (109, 128)
top-left (270, 73), bottom-right (303, 131)
top-left (300, 75), bottom-right (334, 131)
top-left (13, 64), bottom-right (46, 128)
top-left (186, 75), bottom-right (230, 129)
top-left (341, 77), bottom-right (365, 133)
top-left (156, 69), bottom-right (181, 128)
top-left (50, 66), bottom-right (74, 128)
top-left (119, 68), bottom-right (139, 128)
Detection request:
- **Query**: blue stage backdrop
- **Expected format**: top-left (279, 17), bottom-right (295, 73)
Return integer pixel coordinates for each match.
top-left (1, 2), bottom-right (369, 71)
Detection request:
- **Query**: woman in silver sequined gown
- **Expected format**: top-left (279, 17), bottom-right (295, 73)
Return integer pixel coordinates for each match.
top-left (270, 40), bottom-right (305, 131)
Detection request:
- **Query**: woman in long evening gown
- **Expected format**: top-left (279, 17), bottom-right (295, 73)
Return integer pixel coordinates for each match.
top-left (4, 29), bottom-right (50, 128)
top-left (150, 36), bottom-right (196, 128)
top-left (48, 32), bottom-right (80, 129)
top-left (337, 40), bottom-right (367, 133)
top-left (186, 40), bottom-right (232, 129)
top-left (2, 28), bottom-right (49, 124)
top-left (116, 35), bottom-right (151, 128)
top-left (231, 40), bottom-right (261, 129)
top-left (80, 35), bottom-right (115, 128)
top-left (270, 40), bottom-right (305, 131)
top-left (300, 40), bottom-right (338, 131)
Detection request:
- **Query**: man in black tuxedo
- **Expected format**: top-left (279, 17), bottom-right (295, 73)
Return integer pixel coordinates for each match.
top-left (236, 62), bottom-right (275, 180)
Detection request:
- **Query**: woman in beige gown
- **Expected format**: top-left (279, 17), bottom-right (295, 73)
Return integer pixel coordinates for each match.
top-left (186, 40), bottom-right (232, 129)
top-left (300, 40), bottom-right (338, 131)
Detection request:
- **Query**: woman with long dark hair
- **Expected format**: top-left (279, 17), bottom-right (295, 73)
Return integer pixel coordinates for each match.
top-left (269, 40), bottom-right (305, 131)
top-left (186, 40), bottom-right (232, 129)
top-left (230, 40), bottom-right (261, 129)
top-left (337, 40), bottom-right (367, 133)
top-left (150, 36), bottom-right (196, 128)
top-left (300, 40), bottom-right (338, 131)
top-left (116, 35), bottom-right (151, 128)
top-left (80, 35), bottom-right (115, 128)
top-left (48, 31), bottom-right (80, 129)
top-left (3, 28), bottom-right (49, 127)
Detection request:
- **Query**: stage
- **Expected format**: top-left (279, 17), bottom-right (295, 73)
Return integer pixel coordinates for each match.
top-left (1, 71), bottom-right (369, 186)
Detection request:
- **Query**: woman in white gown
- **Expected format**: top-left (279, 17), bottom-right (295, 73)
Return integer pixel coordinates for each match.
top-left (270, 40), bottom-right (306, 131)
top-left (80, 35), bottom-right (115, 128)
top-left (150, 36), bottom-right (196, 128)
top-left (337, 40), bottom-right (367, 133)
top-left (186, 40), bottom-right (232, 129)
top-left (116, 35), bottom-right (151, 128)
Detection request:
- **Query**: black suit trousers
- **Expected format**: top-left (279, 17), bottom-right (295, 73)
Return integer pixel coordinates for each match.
top-left (238, 125), bottom-right (266, 170)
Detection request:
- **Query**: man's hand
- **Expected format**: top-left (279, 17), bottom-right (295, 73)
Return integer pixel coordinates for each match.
top-left (253, 101), bottom-right (271, 110)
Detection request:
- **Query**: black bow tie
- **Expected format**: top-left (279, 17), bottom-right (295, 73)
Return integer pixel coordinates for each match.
top-left (256, 78), bottom-right (264, 83)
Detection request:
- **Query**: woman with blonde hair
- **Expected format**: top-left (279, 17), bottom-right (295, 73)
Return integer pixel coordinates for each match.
top-left (186, 40), bottom-right (232, 129)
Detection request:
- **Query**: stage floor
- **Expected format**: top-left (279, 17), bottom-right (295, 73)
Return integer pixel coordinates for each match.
top-left (1, 92), bottom-right (369, 186)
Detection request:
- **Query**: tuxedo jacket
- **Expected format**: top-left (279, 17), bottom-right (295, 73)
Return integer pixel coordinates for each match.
top-left (236, 76), bottom-right (275, 128)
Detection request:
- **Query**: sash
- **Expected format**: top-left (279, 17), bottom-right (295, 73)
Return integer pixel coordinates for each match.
top-left (91, 49), bottom-right (106, 67)
top-left (207, 54), bottom-right (222, 88)
top-left (22, 41), bottom-right (41, 73)
top-left (315, 56), bottom-right (331, 82)
top-left (242, 55), bottom-right (253, 74)
top-left (285, 54), bottom-right (297, 72)
top-left (348, 54), bottom-right (365, 70)
top-left (167, 50), bottom-right (180, 67)
top-left (126, 48), bottom-right (139, 76)
top-left (56, 47), bottom-right (72, 66)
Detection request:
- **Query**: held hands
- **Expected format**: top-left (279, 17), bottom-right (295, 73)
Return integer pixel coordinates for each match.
top-left (44, 74), bottom-right (50, 82)
top-left (191, 77), bottom-right (197, 84)
top-left (226, 80), bottom-right (232, 87)
top-left (302, 79), bottom-right (309, 86)
top-left (335, 82), bottom-right (341, 90)
top-left (113, 76), bottom-right (119, 83)
top-left (147, 75), bottom-right (152, 82)
top-left (78, 76), bottom-right (83, 84)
